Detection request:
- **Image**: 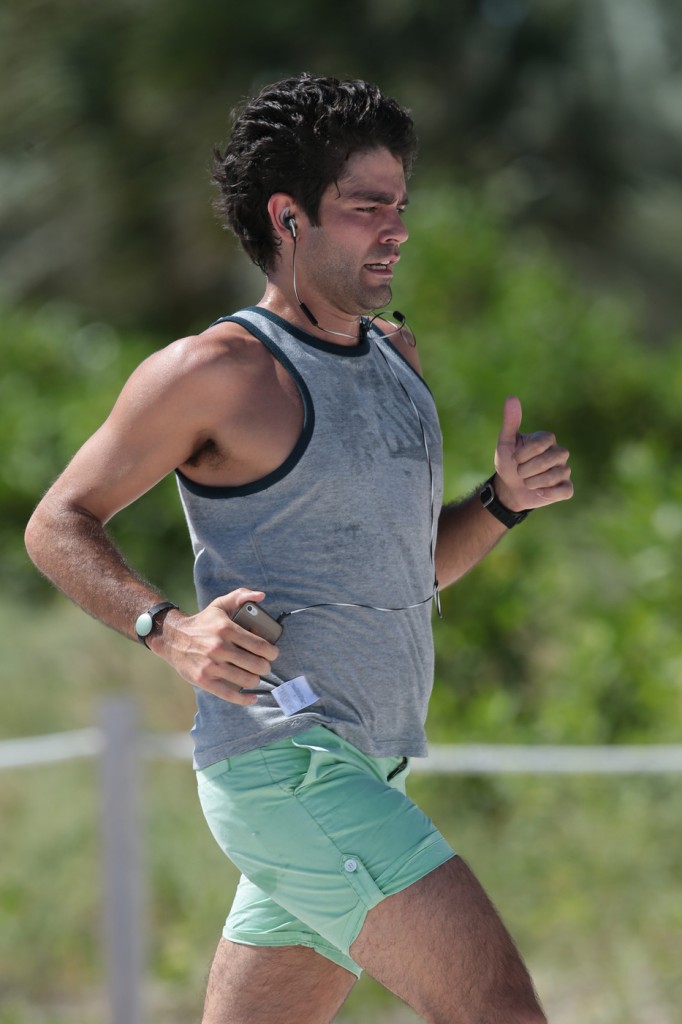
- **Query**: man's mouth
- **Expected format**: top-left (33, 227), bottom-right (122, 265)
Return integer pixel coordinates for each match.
top-left (364, 259), bottom-right (398, 274)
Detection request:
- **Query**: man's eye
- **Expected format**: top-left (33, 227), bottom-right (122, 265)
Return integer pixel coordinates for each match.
top-left (357, 207), bottom-right (377, 213)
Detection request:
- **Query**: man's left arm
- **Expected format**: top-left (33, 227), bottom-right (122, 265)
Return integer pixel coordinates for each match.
top-left (435, 395), bottom-right (573, 589)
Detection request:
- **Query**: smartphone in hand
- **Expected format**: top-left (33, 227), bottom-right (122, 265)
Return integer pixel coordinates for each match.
top-left (232, 601), bottom-right (283, 643)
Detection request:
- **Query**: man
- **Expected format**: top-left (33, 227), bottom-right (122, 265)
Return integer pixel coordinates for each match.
top-left (26, 73), bottom-right (572, 1023)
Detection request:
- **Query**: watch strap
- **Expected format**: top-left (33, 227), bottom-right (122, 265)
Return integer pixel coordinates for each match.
top-left (135, 601), bottom-right (178, 648)
top-left (480, 476), bottom-right (530, 529)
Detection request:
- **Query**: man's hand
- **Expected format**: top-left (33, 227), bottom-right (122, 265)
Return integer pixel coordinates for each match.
top-left (153, 587), bottom-right (280, 705)
top-left (493, 396), bottom-right (573, 513)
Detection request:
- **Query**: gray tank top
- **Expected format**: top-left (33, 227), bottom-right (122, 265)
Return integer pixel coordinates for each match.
top-left (177, 307), bottom-right (443, 768)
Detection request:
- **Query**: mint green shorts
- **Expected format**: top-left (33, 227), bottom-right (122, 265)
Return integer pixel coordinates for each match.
top-left (196, 725), bottom-right (455, 976)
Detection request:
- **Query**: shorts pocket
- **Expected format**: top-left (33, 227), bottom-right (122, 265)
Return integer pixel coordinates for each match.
top-left (257, 736), bottom-right (316, 795)
top-left (386, 756), bottom-right (409, 782)
top-left (290, 729), bottom-right (375, 794)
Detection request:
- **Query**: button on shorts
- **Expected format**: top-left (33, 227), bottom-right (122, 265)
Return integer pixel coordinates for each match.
top-left (196, 725), bottom-right (455, 976)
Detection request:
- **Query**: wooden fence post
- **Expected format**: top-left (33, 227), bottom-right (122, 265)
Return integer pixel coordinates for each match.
top-left (99, 697), bottom-right (145, 1024)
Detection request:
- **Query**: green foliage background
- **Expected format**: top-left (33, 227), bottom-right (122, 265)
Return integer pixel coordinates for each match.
top-left (2, 1), bottom-right (682, 1021)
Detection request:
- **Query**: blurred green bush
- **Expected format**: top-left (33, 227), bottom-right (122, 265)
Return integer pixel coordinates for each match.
top-left (400, 183), bottom-right (682, 745)
top-left (1, 304), bottom-right (194, 604)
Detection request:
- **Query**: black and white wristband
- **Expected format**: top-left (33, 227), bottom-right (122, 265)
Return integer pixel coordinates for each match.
top-left (479, 476), bottom-right (530, 529)
top-left (135, 601), bottom-right (178, 648)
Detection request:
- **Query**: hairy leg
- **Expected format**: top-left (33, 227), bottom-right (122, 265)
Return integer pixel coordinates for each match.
top-left (201, 938), bottom-right (357, 1024)
top-left (350, 856), bottom-right (546, 1024)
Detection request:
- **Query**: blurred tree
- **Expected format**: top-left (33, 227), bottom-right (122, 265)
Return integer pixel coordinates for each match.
top-left (1, 0), bottom-right (681, 337)
top-left (1, 303), bottom-right (194, 604)
top-left (399, 184), bottom-right (682, 746)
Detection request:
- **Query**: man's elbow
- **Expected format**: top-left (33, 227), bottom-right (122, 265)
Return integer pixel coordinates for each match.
top-left (24, 500), bottom-right (52, 571)
top-left (24, 491), bottom-right (69, 571)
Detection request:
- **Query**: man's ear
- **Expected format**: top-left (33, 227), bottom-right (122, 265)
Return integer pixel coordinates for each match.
top-left (268, 193), bottom-right (298, 242)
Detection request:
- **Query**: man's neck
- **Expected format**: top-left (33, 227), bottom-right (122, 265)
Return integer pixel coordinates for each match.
top-left (258, 283), bottom-right (366, 347)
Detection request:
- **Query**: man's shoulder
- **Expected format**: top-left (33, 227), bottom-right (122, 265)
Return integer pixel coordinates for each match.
top-left (155, 316), bottom-right (270, 381)
top-left (113, 317), bottom-right (272, 429)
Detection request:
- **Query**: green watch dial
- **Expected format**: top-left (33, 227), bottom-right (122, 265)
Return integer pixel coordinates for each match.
top-left (135, 612), bottom-right (153, 637)
top-left (135, 602), bottom-right (178, 646)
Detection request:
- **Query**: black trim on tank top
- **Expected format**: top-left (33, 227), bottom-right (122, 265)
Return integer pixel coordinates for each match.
top-left (175, 314), bottom-right (315, 499)
top-left (232, 306), bottom-right (371, 357)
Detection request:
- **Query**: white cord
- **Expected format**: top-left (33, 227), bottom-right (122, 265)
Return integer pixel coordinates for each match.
top-left (280, 328), bottom-right (442, 623)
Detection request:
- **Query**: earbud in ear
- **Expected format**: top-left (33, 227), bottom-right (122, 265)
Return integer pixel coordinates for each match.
top-left (280, 208), bottom-right (297, 238)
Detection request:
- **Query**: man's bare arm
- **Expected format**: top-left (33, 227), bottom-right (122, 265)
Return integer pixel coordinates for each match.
top-left (25, 336), bottom-right (278, 704)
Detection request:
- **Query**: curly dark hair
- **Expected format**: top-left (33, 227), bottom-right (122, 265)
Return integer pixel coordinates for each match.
top-left (212, 73), bottom-right (418, 273)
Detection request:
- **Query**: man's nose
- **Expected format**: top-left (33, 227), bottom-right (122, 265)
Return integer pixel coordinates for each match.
top-left (380, 208), bottom-right (409, 245)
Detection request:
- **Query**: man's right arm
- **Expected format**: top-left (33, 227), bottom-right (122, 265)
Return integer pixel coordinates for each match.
top-left (24, 335), bottom-right (277, 705)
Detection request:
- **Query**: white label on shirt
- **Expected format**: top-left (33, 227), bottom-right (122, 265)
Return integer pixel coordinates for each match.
top-left (272, 675), bottom-right (319, 717)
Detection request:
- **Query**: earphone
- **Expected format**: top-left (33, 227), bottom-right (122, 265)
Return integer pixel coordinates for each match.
top-left (280, 208), bottom-right (297, 238)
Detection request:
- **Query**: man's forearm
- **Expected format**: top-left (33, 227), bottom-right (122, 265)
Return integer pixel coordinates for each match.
top-left (25, 498), bottom-right (164, 641)
top-left (435, 489), bottom-right (508, 590)
top-left (25, 499), bottom-right (278, 704)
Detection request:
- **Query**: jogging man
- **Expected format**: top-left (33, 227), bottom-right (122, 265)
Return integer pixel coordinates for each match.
top-left (26, 73), bottom-right (572, 1023)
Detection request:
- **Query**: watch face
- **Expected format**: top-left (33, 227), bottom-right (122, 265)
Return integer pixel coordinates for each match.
top-left (480, 483), bottom-right (494, 507)
top-left (135, 612), bottom-right (153, 637)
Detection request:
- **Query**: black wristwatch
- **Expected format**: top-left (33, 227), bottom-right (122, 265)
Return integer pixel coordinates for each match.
top-left (135, 601), bottom-right (178, 648)
top-left (479, 476), bottom-right (530, 529)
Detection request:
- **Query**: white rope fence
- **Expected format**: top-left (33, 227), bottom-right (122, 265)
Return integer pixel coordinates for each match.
top-left (3, 724), bottom-right (682, 774)
top-left (0, 727), bottom-right (104, 769)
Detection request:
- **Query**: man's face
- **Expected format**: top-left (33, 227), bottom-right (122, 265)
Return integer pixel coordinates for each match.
top-left (298, 147), bottom-right (409, 317)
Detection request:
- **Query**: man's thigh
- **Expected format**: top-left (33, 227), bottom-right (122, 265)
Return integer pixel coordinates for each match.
top-left (350, 856), bottom-right (546, 1024)
top-left (202, 938), bottom-right (356, 1024)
